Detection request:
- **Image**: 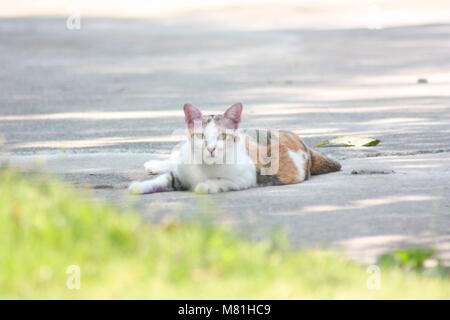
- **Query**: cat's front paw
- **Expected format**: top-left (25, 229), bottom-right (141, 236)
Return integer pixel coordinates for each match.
top-left (144, 160), bottom-right (168, 175)
top-left (194, 181), bottom-right (220, 194)
top-left (128, 181), bottom-right (144, 195)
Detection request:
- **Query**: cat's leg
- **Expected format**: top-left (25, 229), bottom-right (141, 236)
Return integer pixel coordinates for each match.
top-left (128, 172), bottom-right (174, 194)
top-left (144, 159), bottom-right (173, 175)
top-left (144, 150), bottom-right (180, 175)
top-left (194, 178), bottom-right (240, 194)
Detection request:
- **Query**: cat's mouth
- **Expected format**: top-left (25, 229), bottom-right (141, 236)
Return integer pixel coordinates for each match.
top-left (203, 153), bottom-right (217, 164)
top-left (202, 152), bottom-right (226, 165)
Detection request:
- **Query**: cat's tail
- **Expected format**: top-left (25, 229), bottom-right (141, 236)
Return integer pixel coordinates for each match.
top-left (309, 149), bottom-right (341, 175)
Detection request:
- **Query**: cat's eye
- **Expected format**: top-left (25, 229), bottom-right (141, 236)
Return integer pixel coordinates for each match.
top-left (218, 133), bottom-right (227, 140)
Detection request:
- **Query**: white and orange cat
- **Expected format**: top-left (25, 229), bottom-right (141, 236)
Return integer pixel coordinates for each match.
top-left (129, 103), bottom-right (341, 194)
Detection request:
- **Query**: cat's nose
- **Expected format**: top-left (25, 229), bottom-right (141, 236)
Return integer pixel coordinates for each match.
top-left (207, 147), bottom-right (216, 154)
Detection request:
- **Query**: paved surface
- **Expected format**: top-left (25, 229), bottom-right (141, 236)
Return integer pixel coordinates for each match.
top-left (1, 14), bottom-right (449, 264)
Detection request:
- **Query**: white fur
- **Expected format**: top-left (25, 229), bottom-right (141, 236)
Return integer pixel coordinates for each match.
top-left (128, 172), bottom-right (172, 194)
top-left (204, 121), bottom-right (219, 151)
top-left (288, 150), bottom-right (308, 181)
top-left (144, 160), bottom-right (171, 175)
top-left (129, 125), bottom-right (257, 194)
top-left (175, 131), bottom-right (257, 193)
top-left (143, 150), bottom-right (179, 175)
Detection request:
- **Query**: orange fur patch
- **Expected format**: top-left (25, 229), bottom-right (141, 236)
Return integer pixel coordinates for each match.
top-left (276, 144), bottom-right (301, 184)
top-left (276, 131), bottom-right (308, 152)
top-left (276, 131), bottom-right (312, 181)
top-left (245, 129), bottom-right (341, 184)
top-left (245, 134), bottom-right (302, 185)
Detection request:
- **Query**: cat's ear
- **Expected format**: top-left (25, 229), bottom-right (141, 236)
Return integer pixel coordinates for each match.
top-left (223, 102), bottom-right (243, 129)
top-left (183, 103), bottom-right (202, 128)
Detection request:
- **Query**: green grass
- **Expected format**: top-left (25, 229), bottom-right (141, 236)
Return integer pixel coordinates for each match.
top-left (0, 168), bottom-right (449, 299)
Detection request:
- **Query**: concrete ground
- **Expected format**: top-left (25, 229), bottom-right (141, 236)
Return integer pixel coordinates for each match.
top-left (1, 4), bottom-right (449, 264)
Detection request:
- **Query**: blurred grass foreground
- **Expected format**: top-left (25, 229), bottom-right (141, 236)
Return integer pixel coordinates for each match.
top-left (0, 167), bottom-right (449, 299)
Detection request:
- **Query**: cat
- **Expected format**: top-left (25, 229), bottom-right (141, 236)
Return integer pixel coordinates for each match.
top-left (128, 103), bottom-right (341, 194)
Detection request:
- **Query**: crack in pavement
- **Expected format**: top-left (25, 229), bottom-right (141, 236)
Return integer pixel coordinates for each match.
top-left (339, 149), bottom-right (450, 160)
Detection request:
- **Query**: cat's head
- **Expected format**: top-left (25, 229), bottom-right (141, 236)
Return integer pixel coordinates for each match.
top-left (183, 103), bottom-right (243, 164)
